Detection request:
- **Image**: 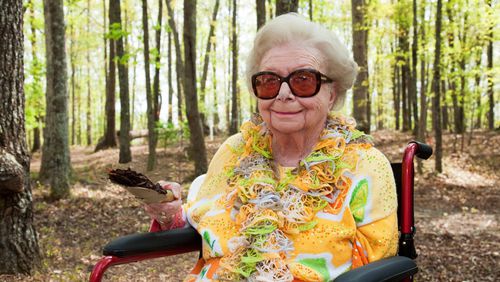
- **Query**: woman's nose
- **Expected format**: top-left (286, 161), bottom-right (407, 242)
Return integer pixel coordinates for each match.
top-left (276, 81), bottom-right (294, 101)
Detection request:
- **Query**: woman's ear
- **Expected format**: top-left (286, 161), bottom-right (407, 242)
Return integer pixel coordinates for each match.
top-left (328, 83), bottom-right (336, 110)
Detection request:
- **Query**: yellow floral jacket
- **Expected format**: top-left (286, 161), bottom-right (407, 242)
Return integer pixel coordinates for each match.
top-left (183, 116), bottom-right (398, 282)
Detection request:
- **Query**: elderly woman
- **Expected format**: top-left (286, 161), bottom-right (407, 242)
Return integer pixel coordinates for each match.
top-left (145, 13), bottom-right (398, 282)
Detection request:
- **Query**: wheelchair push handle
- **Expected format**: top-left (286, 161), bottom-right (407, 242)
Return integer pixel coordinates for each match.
top-left (408, 141), bottom-right (433, 160)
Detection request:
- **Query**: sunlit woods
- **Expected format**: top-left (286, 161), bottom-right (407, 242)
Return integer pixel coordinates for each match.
top-left (23, 0), bottom-right (498, 171)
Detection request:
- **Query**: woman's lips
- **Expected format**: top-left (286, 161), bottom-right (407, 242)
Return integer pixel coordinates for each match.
top-left (272, 110), bottom-right (302, 116)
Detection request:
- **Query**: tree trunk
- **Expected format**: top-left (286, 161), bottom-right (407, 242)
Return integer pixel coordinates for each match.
top-left (229, 0), bottom-right (239, 135)
top-left (183, 0), bottom-right (208, 175)
top-left (150, 0), bottom-right (163, 169)
top-left (256, 0), bottom-right (266, 30)
top-left (276, 0), bottom-right (299, 16)
top-left (32, 123), bottom-right (41, 153)
top-left (309, 0), bottom-right (313, 20)
top-left (268, 0), bottom-right (274, 19)
top-left (200, 0), bottom-right (220, 103)
top-left (441, 80), bottom-right (448, 131)
top-left (417, 0), bottom-right (427, 142)
top-left (132, 55), bottom-right (137, 128)
top-left (96, 0), bottom-right (117, 151)
top-left (110, 0), bottom-right (132, 163)
top-left (165, 0), bottom-right (184, 122)
top-left (351, 0), bottom-right (370, 133)
top-left (142, 0), bottom-right (155, 169)
top-left (432, 0), bottom-right (443, 172)
top-left (86, 0), bottom-right (92, 146)
top-left (28, 2), bottom-right (42, 153)
top-left (487, 0), bottom-right (494, 130)
top-left (0, 0), bottom-right (41, 273)
top-left (410, 0), bottom-right (419, 135)
top-left (446, 4), bottom-right (461, 135)
top-left (474, 52), bottom-right (482, 129)
top-left (416, 0), bottom-right (427, 173)
top-left (457, 11), bottom-right (468, 134)
top-left (167, 31), bottom-right (174, 124)
top-left (401, 45), bottom-right (410, 131)
top-left (212, 40), bottom-right (220, 131)
top-left (70, 23), bottom-right (76, 146)
top-left (393, 46), bottom-right (400, 130)
top-left (39, 0), bottom-right (71, 198)
top-left (76, 66), bottom-right (82, 145)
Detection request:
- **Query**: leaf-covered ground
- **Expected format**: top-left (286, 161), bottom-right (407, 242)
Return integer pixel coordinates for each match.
top-left (1, 130), bottom-right (498, 281)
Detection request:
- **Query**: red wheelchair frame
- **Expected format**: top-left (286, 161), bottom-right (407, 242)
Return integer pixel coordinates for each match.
top-left (90, 141), bottom-right (432, 282)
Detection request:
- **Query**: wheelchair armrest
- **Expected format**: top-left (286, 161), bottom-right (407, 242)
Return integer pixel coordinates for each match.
top-left (409, 141), bottom-right (433, 160)
top-left (103, 226), bottom-right (202, 257)
top-left (333, 256), bottom-right (418, 282)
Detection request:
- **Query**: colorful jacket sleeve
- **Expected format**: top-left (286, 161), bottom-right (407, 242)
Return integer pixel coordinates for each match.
top-left (349, 147), bottom-right (399, 267)
top-left (184, 134), bottom-right (242, 229)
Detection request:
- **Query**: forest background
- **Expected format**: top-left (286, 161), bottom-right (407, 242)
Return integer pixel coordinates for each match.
top-left (0, 0), bottom-right (498, 281)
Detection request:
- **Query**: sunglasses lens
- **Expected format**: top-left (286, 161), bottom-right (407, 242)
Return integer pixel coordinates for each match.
top-left (289, 70), bottom-right (318, 97)
top-left (254, 73), bottom-right (281, 99)
top-left (253, 69), bottom-right (323, 99)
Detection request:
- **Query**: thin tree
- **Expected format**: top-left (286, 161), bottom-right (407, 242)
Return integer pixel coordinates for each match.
top-left (165, 0), bottom-right (184, 122)
top-left (0, 0), bottom-right (41, 273)
top-left (392, 42), bottom-right (401, 130)
top-left (27, 0), bottom-right (43, 152)
top-left (39, 0), bottom-right (71, 198)
top-left (276, 0), bottom-right (298, 16)
top-left (200, 0), bottom-right (220, 101)
top-left (152, 0), bottom-right (163, 135)
top-left (183, 0), bottom-right (208, 175)
top-left (256, 0), bottom-right (266, 30)
top-left (351, 0), bottom-right (370, 133)
top-left (70, 21), bottom-right (76, 145)
top-left (432, 0), bottom-right (443, 172)
top-left (111, 0), bottom-right (132, 163)
top-left (86, 0), bottom-right (92, 145)
top-left (308, 0), bottom-right (313, 21)
top-left (457, 10), bottom-right (468, 136)
top-left (229, 0), bottom-right (239, 134)
top-left (151, 0), bottom-right (165, 170)
top-left (473, 50), bottom-right (482, 129)
top-left (212, 39), bottom-right (220, 131)
top-left (446, 3), bottom-right (462, 135)
top-left (486, 0), bottom-right (494, 130)
top-left (167, 31), bottom-right (174, 124)
top-left (95, 0), bottom-right (117, 152)
top-left (142, 0), bottom-right (155, 169)
top-left (417, 0), bottom-right (428, 173)
top-left (410, 0), bottom-right (419, 135)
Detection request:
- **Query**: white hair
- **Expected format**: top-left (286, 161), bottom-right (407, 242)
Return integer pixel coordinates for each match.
top-left (246, 13), bottom-right (358, 110)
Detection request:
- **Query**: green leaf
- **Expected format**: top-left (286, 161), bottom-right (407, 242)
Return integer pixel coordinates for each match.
top-left (298, 258), bottom-right (330, 282)
top-left (203, 231), bottom-right (213, 249)
top-left (349, 179), bottom-right (369, 223)
top-left (298, 220), bottom-right (318, 231)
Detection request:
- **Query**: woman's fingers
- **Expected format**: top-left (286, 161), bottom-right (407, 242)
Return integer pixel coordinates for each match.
top-left (144, 198), bottom-right (182, 226)
top-left (157, 181), bottom-right (182, 199)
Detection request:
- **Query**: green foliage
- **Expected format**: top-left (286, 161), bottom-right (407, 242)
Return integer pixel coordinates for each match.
top-left (106, 22), bottom-right (129, 40)
top-left (25, 56), bottom-right (45, 131)
top-left (156, 121), bottom-right (191, 148)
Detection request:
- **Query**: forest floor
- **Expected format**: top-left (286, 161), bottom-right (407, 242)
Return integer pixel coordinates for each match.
top-left (1, 130), bottom-right (498, 282)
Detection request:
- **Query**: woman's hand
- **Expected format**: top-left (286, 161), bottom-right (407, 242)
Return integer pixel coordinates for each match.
top-left (143, 181), bottom-right (183, 230)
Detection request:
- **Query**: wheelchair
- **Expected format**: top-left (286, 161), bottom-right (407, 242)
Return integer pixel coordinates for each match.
top-left (90, 141), bottom-right (432, 282)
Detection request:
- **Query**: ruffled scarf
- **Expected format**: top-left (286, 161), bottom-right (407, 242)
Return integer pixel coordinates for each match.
top-left (215, 114), bottom-right (371, 281)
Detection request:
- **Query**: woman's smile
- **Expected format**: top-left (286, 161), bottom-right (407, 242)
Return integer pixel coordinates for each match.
top-left (272, 109), bottom-right (303, 116)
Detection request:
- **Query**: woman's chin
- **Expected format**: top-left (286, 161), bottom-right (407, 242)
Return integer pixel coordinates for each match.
top-left (269, 121), bottom-right (305, 135)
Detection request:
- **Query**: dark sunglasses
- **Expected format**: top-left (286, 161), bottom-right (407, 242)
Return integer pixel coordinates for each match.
top-left (251, 68), bottom-right (333, 99)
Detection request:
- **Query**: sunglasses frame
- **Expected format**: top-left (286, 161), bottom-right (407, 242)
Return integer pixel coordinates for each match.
top-left (251, 68), bottom-right (333, 100)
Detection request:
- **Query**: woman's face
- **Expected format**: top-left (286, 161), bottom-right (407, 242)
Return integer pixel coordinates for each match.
top-left (257, 44), bottom-right (336, 135)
